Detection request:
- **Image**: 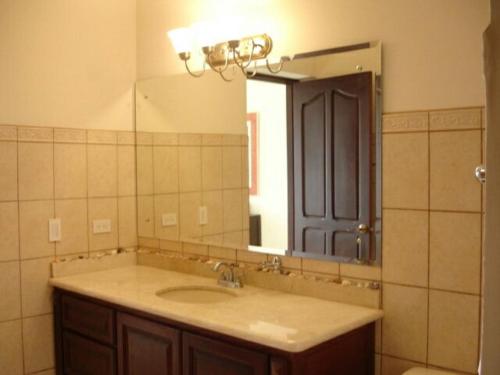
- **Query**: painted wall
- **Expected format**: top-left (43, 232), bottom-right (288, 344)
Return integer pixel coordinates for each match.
top-left (0, 0), bottom-right (136, 130)
top-left (137, 0), bottom-right (489, 112)
top-left (247, 80), bottom-right (288, 250)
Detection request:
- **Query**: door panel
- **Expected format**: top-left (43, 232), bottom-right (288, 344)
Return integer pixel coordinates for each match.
top-left (183, 332), bottom-right (268, 375)
top-left (292, 72), bottom-right (372, 260)
top-left (117, 313), bottom-right (180, 375)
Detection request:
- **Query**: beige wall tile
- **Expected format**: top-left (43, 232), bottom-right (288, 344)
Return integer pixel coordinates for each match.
top-left (382, 209), bottom-right (429, 287)
top-left (223, 231), bottom-right (243, 246)
top-left (241, 189), bottom-right (249, 230)
top-left (0, 320), bottom-right (24, 375)
top-left (430, 212), bottom-right (481, 294)
top-left (203, 234), bottom-right (223, 245)
top-left (54, 128), bottom-right (86, 143)
top-left (382, 283), bottom-right (428, 362)
top-left (54, 143), bottom-right (87, 199)
top-left (88, 198), bottom-right (118, 251)
top-left (223, 134), bottom-right (241, 145)
top-left (118, 197), bottom-right (138, 247)
top-left (21, 257), bottom-right (52, 317)
top-left (179, 147), bottom-right (201, 192)
top-left (118, 145), bottom-right (136, 196)
top-left (202, 190), bottom-right (223, 236)
top-left (383, 112), bottom-right (429, 133)
top-left (430, 130), bottom-right (481, 211)
top-left (154, 194), bottom-right (179, 240)
top-left (430, 108), bottom-right (481, 131)
top-left (340, 263), bottom-right (381, 281)
top-left (180, 192), bottom-right (202, 239)
top-left (0, 201), bottom-right (19, 261)
top-left (18, 142), bottom-right (54, 200)
top-left (153, 133), bottom-right (178, 146)
top-left (0, 142), bottom-right (18, 201)
top-left (383, 133), bottom-right (428, 209)
top-left (223, 189), bottom-right (243, 232)
top-left (179, 134), bottom-right (202, 145)
top-left (18, 127), bottom-right (53, 142)
top-left (237, 249), bottom-right (267, 264)
top-left (241, 146), bottom-right (249, 188)
top-left (87, 130), bottom-right (117, 144)
top-left (137, 196), bottom-right (154, 237)
top-left (159, 239), bottom-right (182, 252)
top-left (136, 132), bottom-right (153, 145)
top-left (223, 146), bottom-right (242, 189)
top-left (428, 290), bottom-right (480, 373)
top-left (137, 146), bottom-right (154, 195)
top-left (87, 145), bottom-right (117, 197)
top-left (302, 258), bottom-right (339, 276)
top-left (380, 355), bottom-right (421, 375)
top-left (201, 147), bottom-right (222, 190)
top-left (0, 125), bottom-right (17, 141)
top-left (138, 237), bottom-right (159, 249)
top-left (0, 261), bottom-right (21, 321)
top-left (117, 131), bottom-right (136, 145)
top-left (202, 134), bottom-right (222, 145)
top-left (55, 199), bottom-right (88, 255)
top-left (153, 146), bottom-right (178, 194)
top-left (209, 246), bottom-right (236, 261)
top-left (23, 314), bottom-right (55, 374)
top-left (183, 242), bottom-right (208, 256)
top-left (19, 200), bottom-right (55, 259)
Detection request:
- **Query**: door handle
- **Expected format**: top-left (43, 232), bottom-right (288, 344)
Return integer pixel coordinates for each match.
top-left (356, 224), bottom-right (370, 234)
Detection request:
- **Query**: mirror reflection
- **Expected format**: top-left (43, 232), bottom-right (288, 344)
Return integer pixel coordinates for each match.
top-left (135, 42), bottom-right (381, 265)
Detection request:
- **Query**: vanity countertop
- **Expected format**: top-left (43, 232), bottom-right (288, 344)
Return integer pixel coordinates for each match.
top-left (50, 265), bottom-right (383, 352)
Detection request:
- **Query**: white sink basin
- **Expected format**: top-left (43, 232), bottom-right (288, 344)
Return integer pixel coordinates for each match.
top-left (156, 286), bottom-right (238, 304)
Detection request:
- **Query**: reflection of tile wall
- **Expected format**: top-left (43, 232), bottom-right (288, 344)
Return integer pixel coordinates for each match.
top-left (136, 132), bottom-right (250, 246)
top-left (380, 108), bottom-right (484, 375)
top-left (0, 125), bottom-right (137, 375)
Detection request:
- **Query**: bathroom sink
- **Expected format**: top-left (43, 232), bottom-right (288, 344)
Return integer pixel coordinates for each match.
top-left (156, 286), bottom-right (238, 304)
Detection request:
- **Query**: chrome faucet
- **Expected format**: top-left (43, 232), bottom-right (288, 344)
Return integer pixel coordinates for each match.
top-left (259, 256), bottom-right (283, 273)
top-left (212, 262), bottom-right (243, 288)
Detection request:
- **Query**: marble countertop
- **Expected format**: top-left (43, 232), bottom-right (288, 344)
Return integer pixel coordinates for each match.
top-left (50, 265), bottom-right (383, 352)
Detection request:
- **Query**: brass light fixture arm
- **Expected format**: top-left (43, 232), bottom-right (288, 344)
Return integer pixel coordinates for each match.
top-left (179, 52), bottom-right (206, 78)
top-left (265, 56), bottom-right (286, 74)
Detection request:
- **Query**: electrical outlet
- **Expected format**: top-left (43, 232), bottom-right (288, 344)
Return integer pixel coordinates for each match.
top-left (48, 218), bottom-right (61, 242)
top-left (93, 219), bottom-right (112, 234)
top-left (161, 213), bottom-right (177, 227)
top-left (199, 206), bottom-right (208, 225)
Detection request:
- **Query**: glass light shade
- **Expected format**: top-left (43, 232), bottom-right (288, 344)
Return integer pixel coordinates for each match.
top-left (167, 27), bottom-right (193, 54)
top-left (192, 21), bottom-right (221, 48)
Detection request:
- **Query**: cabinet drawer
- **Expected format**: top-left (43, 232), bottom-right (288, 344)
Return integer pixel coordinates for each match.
top-left (61, 294), bottom-right (115, 345)
top-left (63, 331), bottom-right (116, 375)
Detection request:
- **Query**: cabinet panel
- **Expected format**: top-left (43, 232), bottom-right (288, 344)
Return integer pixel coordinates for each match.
top-left (63, 331), bottom-right (116, 375)
top-left (117, 312), bottom-right (181, 375)
top-left (61, 294), bottom-right (115, 345)
top-left (183, 332), bottom-right (268, 375)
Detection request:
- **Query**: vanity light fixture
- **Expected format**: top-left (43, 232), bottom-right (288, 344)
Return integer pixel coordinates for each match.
top-left (168, 26), bottom-right (289, 81)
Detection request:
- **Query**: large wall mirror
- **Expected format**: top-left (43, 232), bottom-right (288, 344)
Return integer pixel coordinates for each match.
top-left (135, 41), bottom-right (382, 265)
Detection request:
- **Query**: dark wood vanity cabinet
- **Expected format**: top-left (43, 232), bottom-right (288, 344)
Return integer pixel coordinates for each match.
top-left (54, 289), bottom-right (375, 375)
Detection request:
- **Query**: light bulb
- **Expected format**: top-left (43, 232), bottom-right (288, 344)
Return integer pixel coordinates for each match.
top-left (167, 27), bottom-right (194, 54)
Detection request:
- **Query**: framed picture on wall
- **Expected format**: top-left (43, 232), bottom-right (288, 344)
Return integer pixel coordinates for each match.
top-left (246, 112), bottom-right (259, 195)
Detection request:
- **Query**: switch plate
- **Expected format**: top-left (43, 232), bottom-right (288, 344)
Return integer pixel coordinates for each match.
top-left (93, 219), bottom-right (112, 234)
top-left (49, 218), bottom-right (61, 242)
top-left (161, 213), bottom-right (177, 227)
top-left (199, 206), bottom-right (208, 225)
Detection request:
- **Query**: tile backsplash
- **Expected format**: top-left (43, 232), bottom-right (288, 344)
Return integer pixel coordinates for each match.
top-left (0, 125), bottom-right (137, 375)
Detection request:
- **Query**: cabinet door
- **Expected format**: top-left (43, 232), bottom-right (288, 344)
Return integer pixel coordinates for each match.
top-left (183, 332), bottom-right (268, 375)
top-left (117, 313), bottom-right (180, 375)
top-left (63, 331), bottom-right (116, 375)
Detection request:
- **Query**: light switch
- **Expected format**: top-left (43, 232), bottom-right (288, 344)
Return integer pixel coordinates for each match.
top-left (49, 218), bottom-right (61, 242)
top-left (161, 213), bottom-right (177, 227)
top-left (93, 219), bottom-right (112, 234)
top-left (199, 206), bottom-right (208, 225)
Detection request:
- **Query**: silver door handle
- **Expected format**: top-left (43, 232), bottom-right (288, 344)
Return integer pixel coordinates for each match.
top-left (475, 165), bottom-right (486, 184)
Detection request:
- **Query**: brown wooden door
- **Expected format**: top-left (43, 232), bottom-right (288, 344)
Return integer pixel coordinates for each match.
top-left (291, 72), bottom-right (372, 260)
top-left (117, 313), bottom-right (180, 375)
top-left (182, 332), bottom-right (268, 375)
